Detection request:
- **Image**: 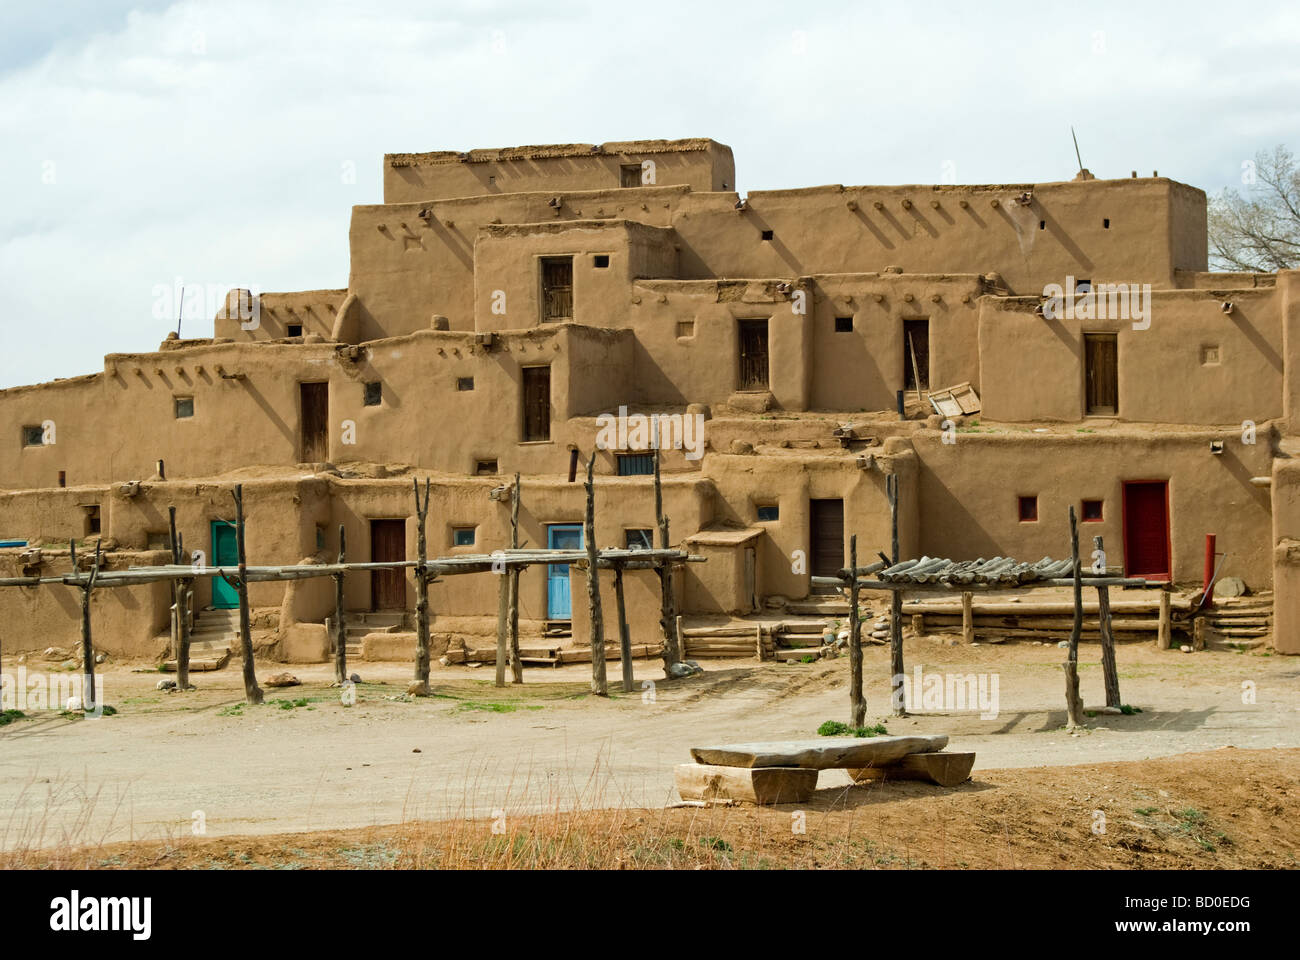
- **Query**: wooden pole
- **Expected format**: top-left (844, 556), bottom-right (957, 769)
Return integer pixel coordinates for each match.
top-left (412, 478), bottom-right (432, 696)
top-left (907, 332), bottom-right (924, 404)
top-left (961, 591), bottom-right (974, 645)
top-left (508, 472), bottom-right (523, 684)
top-left (1063, 506), bottom-right (1085, 728)
top-left (76, 539), bottom-right (102, 712)
top-left (615, 566), bottom-right (633, 693)
top-left (334, 525), bottom-right (347, 685)
top-left (848, 535), bottom-right (865, 727)
top-left (169, 507), bottom-right (193, 691)
top-left (495, 560), bottom-right (509, 688)
top-left (654, 443), bottom-right (680, 670)
top-left (1095, 535), bottom-right (1121, 708)
top-left (1157, 589), bottom-right (1172, 649)
top-left (887, 474), bottom-right (905, 716)
top-left (230, 485), bottom-right (263, 705)
top-left (168, 506), bottom-right (180, 661)
top-left (584, 453), bottom-right (607, 696)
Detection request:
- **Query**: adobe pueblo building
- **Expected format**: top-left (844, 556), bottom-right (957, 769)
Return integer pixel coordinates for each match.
top-left (1, 137), bottom-right (1296, 660)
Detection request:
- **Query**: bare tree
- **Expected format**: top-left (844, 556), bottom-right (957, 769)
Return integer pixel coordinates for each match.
top-left (1207, 145), bottom-right (1299, 272)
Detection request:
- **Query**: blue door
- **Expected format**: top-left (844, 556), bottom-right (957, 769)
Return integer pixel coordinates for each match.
top-left (211, 521), bottom-right (240, 609)
top-left (546, 524), bottom-right (583, 619)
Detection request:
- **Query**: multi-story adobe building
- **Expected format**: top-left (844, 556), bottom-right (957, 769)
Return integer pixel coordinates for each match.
top-left (2, 137), bottom-right (1296, 659)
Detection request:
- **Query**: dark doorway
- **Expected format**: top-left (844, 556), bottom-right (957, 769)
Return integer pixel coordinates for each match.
top-left (370, 519), bottom-right (407, 611)
top-left (541, 256), bottom-right (573, 322)
top-left (300, 382), bottom-right (329, 462)
top-left (738, 320), bottom-right (769, 390)
top-left (809, 498), bottom-right (845, 594)
top-left (522, 366), bottom-right (551, 441)
top-left (1122, 481), bottom-right (1170, 580)
top-left (903, 319), bottom-right (930, 392)
top-left (1085, 333), bottom-right (1118, 415)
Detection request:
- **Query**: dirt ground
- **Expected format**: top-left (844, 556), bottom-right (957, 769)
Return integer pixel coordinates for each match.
top-left (1, 636), bottom-right (1296, 862)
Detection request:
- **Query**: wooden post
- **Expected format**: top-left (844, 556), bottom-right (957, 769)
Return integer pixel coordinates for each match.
top-left (334, 525), bottom-right (347, 685)
top-left (1157, 589), bottom-right (1172, 649)
top-left (961, 591), bottom-right (974, 645)
top-left (169, 506), bottom-right (192, 691)
top-left (584, 453), bottom-right (607, 696)
top-left (615, 566), bottom-right (633, 693)
top-left (75, 538), bottom-right (102, 712)
top-left (412, 478), bottom-right (432, 696)
top-left (887, 474), bottom-right (905, 716)
top-left (654, 444), bottom-right (681, 670)
top-left (1063, 506), bottom-right (1085, 728)
top-left (848, 535), bottom-right (865, 728)
top-left (508, 473), bottom-right (523, 684)
top-left (230, 485), bottom-right (263, 705)
top-left (1094, 535), bottom-right (1121, 708)
top-left (495, 560), bottom-right (509, 688)
top-left (907, 332), bottom-right (924, 404)
top-left (168, 506), bottom-right (180, 661)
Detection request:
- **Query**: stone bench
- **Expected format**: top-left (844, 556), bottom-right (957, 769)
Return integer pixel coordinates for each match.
top-left (675, 735), bottom-right (974, 804)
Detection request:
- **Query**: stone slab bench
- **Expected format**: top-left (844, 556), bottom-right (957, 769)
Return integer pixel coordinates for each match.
top-left (689, 735), bottom-right (949, 769)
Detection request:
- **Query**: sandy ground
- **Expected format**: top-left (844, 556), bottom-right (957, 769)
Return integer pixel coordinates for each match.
top-left (1, 637), bottom-right (1296, 852)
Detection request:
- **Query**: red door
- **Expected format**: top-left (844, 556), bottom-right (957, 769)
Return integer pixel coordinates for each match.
top-left (1122, 481), bottom-right (1170, 580)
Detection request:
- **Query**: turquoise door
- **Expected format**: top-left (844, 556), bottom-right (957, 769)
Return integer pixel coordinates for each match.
top-left (546, 524), bottom-right (583, 619)
top-left (211, 521), bottom-right (239, 609)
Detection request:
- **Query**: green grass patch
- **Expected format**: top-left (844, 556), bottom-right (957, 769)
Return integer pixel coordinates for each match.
top-left (1119, 704), bottom-right (1142, 715)
top-left (818, 720), bottom-right (888, 738)
top-left (0, 709), bottom-right (26, 726)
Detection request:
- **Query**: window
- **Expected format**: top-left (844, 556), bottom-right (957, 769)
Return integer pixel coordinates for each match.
top-left (475, 459), bottom-right (498, 476)
top-left (175, 397), bottom-right (194, 419)
top-left (364, 381), bottom-right (383, 406)
top-left (457, 377), bottom-right (475, 391)
top-left (620, 163), bottom-right (642, 188)
top-left (626, 529), bottom-right (654, 551)
top-left (1082, 499), bottom-right (1103, 522)
top-left (757, 504), bottom-right (780, 522)
top-left (1018, 496), bottom-right (1038, 522)
top-left (316, 525), bottom-right (327, 550)
top-left (760, 229), bottom-right (774, 241)
top-left (287, 323), bottom-right (303, 337)
top-left (677, 320), bottom-right (695, 338)
top-left (57, 471), bottom-right (66, 488)
top-left (835, 316), bottom-right (853, 333)
top-left (903, 318), bottom-right (930, 391)
top-left (452, 527), bottom-right (476, 547)
top-left (541, 256), bottom-right (573, 322)
top-left (84, 505), bottom-right (101, 536)
top-left (522, 366), bottom-right (551, 441)
top-left (617, 454), bottom-right (654, 476)
top-left (1201, 345), bottom-right (1221, 365)
top-left (22, 425), bottom-right (44, 447)
top-left (593, 254), bottom-right (610, 268)
top-left (1038, 220), bottom-right (1046, 230)
top-left (1103, 218), bottom-right (1110, 229)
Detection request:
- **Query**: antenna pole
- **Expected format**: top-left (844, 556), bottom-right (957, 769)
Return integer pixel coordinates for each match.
top-left (1071, 126), bottom-right (1084, 172)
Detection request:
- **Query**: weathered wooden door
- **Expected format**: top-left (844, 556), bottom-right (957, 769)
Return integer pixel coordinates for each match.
top-left (903, 319), bottom-right (930, 392)
top-left (370, 519), bottom-right (407, 611)
top-left (546, 524), bottom-right (583, 619)
top-left (541, 257), bottom-right (573, 322)
top-left (1122, 481), bottom-right (1170, 580)
top-left (522, 366), bottom-right (551, 441)
top-left (1084, 334), bottom-right (1118, 415)
top-left (738, 320), bottom-right (769, 390)
top-left (809, 499), bottom-right (845, 593)
top-left (300, 382), bottom-right (329, 462)
top-left (210, 521), bottom-right (239, 609)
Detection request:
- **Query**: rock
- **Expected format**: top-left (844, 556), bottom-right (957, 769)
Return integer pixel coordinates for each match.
top-left (407, 681), bottom-right (430, 696)
top-left (1180, 645), bottom-right (1193, 653)
top-left (438, 656), bottom-right (451, 666)
top-left (60, 660), bottom-right (78, 671)
top-left (685, 402), bottom-right (712, 422)
top-left (156, 679), bottom-right (177, 691)
top-left (350, 672), bottom-right (361, 683)
top-left (764, 595), bottom-right (788, 610)
top-left (848, 751), bottom-right (976, 788)
top-left (265, 672), bottom-right (301, 688)
top-left (1057, 640), bottom-right (1069, 649)
top-left (95, 653), bottom-right (106, 664)
top-left (412, 748), bottom-right (422, 753)
top-left (729, 439), bottom-right (754, 455)
top-left (1213, 577), bottom-right (1248, 598)
top-left (667, 660), bottom-right (704, 679)
top-left (675, 764), bottom-right (818, 805)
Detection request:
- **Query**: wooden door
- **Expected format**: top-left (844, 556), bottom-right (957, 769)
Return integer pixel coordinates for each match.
top-left (809, 499), bottom-right (845, 594)
top-left (541, 257), bottom-right (573, 322)
top-left (738, 320), bottom-right (769, 390)
top-left (300, 382), bottom-right (329, 462)
top-left (546, 524), bottom-right (583, 619)
top-left (903, 319), bottom-right (930, 391)
top-left (370, 519), bottom-right (407, 611)
top-left (210, 521), bottom-right (239, 609)
top-left (1085, 334), bottom-right (1118, 415)
top-left (1122, 481), bottom-right (1170, 580)
top-left (522, 366), bottom-right (551, 441)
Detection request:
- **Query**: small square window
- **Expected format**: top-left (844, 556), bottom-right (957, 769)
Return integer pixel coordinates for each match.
top-left (760, 229), bottom-right (774, 241)
top-left (22, 425), bottom-right (44, 447)
top-left (1103, 218), bottom-right (1111, 229)
top-left (457, 377), bottom-right (475, 391)
top-left (1081, 499), bottom-right (1103, 522)
top-left (593, 254), bottom-right (610, 268)
top-left (626, 529), bottom-right (654, 551)
top-left (287, 323), bottom-right (303, 337)
top-left (617, 454), bottom-right (655, 476)
top-left (620, 163), bottom-right (642, 188)
top-left (475, 459), bottom-right (498, 476)
top-left (84, 505), bottom-right (101, 536)
top-left (1018, 496), bottom-right (1038, 522)
top-left (1038, 220), bottom-right (1046, 230)
top-left (756, 504), bottom-right (779, 522)
top-left (677, 320), bottom-right (695, 338)
top-left (1201, 345), bottom-right (1221, 365)
top-left (364, 381), bottom-right (382, 406)
top-left (835, 316), bottom-right (853, 333)
top-left (452, 527), bottom-right (476, 547)
top-left (175, 397), bottom-right (194, 419)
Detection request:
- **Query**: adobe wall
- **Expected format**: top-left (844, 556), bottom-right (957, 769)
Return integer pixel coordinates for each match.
top-left (214, 290), bottom-right (347, 342)
top-left (1270, 458), bottom-right (1300, 654)
top-left (978, 288), bottom-right (1283, 424)
top-left (383, 139), bottom-right (735, 204)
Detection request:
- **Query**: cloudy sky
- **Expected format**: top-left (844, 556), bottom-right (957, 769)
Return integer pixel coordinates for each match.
top-left (2, 0), bottom-right (1297, 388)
